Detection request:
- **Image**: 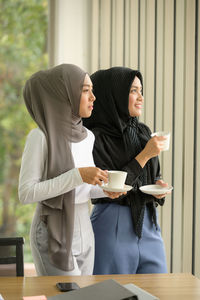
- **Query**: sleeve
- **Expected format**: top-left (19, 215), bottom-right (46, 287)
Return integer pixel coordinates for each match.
top-left (154, 158), bottom-right (162, 182)
top-left (152, 157), bottom-right (165, 206)
top-left (121, 158), bottom-right (144, 186)
top-left (90, 185), bottom-right (106, 199)
top-left (18, 129), bottom-right (83, 205)
top-left (122, 123), bottom-right (152, 186)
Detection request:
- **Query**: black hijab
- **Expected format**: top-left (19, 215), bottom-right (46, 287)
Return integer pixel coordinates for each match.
top-left (85, 67), bottom-right (143, 136)
top-left (84, 67), bottom-right (164, 238)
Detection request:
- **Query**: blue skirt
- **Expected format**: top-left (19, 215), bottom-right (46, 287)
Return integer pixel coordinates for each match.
top-left (91, 203), bottom-right (167, 274)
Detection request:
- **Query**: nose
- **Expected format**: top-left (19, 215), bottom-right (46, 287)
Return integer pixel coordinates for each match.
top-left (90, 91), bottom-right (96, 102)
top-left (138, 92), bottom-right (143, 101)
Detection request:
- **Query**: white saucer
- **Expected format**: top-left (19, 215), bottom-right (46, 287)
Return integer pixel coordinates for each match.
top-left (100, 184), bottom-right (133, 193)
top-left (139, 184), bottom-right (173, 195)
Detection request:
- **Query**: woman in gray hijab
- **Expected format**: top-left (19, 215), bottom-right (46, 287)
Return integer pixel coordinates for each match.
top-left (18, 64), bottom-right (123, 276)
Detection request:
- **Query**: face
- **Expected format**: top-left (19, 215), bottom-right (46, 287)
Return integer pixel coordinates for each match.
top-left (128, 76), bottom-right (143, 117)
top-left (79, 74), bottom-right (96, 118)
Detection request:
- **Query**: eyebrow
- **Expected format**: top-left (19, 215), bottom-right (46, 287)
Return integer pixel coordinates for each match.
top-left (130, 85), bottom-right (142, 89)
top-left (82, 84), bottom-right (93, 87)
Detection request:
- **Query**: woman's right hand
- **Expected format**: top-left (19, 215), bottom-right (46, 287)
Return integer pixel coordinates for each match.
top-left (78, 167), bottom-right (108, 186)
top-left (143, 136), bottom-right (167, 158)
top-left (135, 136), bottom-right (167, 168)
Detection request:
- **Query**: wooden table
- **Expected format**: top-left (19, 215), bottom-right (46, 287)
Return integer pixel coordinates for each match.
top-left (0, 273), bottom-right (200, 300)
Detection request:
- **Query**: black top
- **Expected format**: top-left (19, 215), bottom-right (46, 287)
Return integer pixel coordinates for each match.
top-left (84, 67), bottom-right (164, 238)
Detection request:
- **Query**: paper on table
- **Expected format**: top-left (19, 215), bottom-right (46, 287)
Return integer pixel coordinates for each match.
top-left (23, 296), bottom-right (47, 300)
top-left (124, 284), bottom-right (159, 300)
top-left (47, 279), bottom-right (138, 300)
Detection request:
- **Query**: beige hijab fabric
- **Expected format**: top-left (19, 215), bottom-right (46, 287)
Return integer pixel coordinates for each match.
top-left (23, 64), bottom-right (87, 271)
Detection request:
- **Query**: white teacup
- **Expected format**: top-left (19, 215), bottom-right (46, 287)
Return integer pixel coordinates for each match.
top-left (107, 171), bottom-right (127, 189)
top-left (151, 131), bottom-right (170, 151)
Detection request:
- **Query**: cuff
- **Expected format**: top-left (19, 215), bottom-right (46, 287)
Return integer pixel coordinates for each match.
top-left (75, 168), bottom-right (84, 185)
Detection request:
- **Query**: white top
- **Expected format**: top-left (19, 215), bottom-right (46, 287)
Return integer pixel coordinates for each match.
top-left (18, 127), bottom-right (105, 205)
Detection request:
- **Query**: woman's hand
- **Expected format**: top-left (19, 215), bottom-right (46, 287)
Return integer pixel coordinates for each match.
top-left (78, 167), bottom-right (108, 186)
top-left (153, 179), bottom-right (171, 199)
top-left (145, 136), bottom-right (167, 157)
top-left (103, 191), bottom-right (127, 199)
top-left (136, 136), bottom-right (167, 167)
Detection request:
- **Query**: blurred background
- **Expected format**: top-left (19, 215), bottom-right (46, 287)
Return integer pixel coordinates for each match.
top-left (0, 0), bottom-right (199, 277)
top-left (0, 0), bottom-right (48, 267)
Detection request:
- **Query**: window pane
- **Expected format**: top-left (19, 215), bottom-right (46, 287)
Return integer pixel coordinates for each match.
top-left (0, 0), bottom-right (48, 263)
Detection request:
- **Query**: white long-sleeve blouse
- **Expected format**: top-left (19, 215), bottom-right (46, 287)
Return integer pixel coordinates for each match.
top-left (18, 127), bottom-right (105, 205)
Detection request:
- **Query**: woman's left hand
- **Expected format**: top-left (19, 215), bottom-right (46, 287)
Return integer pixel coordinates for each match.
top-left (153, 179), bottom-right (171, 199)
top-left (104, 191), bottom-right (127, 199)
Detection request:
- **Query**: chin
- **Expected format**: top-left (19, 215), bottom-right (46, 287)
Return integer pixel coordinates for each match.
top-left (80, 110), bottom-right (91, 118)
top-left (84, 112), bottom-right (92, 118)
top-left (130, 112), bottom-right (139, 117)
top-left (135, 111), bottom-right (142, 117)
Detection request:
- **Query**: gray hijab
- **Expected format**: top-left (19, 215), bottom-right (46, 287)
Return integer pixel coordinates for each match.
top-left (23, 64), bottom-right (87, 271)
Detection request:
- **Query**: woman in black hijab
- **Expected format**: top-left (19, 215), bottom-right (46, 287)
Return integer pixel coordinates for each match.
top-left (83, 67), bottom-right (170, 274)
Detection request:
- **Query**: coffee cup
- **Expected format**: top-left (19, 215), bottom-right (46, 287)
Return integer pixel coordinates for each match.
top-left (151, 131), bottom-right (170, 151)
top-left (107, 171), bottom-right (127, 189)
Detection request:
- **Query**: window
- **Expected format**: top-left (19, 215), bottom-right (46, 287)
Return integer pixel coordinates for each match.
top-left (0, 0), bottom-right (48, 263)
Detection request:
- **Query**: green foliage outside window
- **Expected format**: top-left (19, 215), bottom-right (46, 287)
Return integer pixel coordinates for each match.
top-left (0, 0), bottom-right (48, 262)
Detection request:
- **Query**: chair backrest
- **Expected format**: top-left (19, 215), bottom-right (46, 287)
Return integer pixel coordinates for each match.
top-left (0, 237), bottom-right (24, 276)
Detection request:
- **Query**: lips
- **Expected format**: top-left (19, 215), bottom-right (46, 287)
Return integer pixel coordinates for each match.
top-left (135, 105), bottom-right (142, 109)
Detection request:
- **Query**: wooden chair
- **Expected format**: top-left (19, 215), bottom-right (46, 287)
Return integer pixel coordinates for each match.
top-left (0, 237), bottom-right (24, 276)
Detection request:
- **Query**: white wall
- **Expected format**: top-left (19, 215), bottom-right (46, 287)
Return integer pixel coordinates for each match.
top-left (48, 0), bottom-right (200, 277)
top-left (48, 0), bottom-right (92, 70)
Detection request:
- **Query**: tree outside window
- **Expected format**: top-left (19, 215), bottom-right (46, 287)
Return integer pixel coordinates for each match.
top-left (0, 0), bottom-right (48, 262)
